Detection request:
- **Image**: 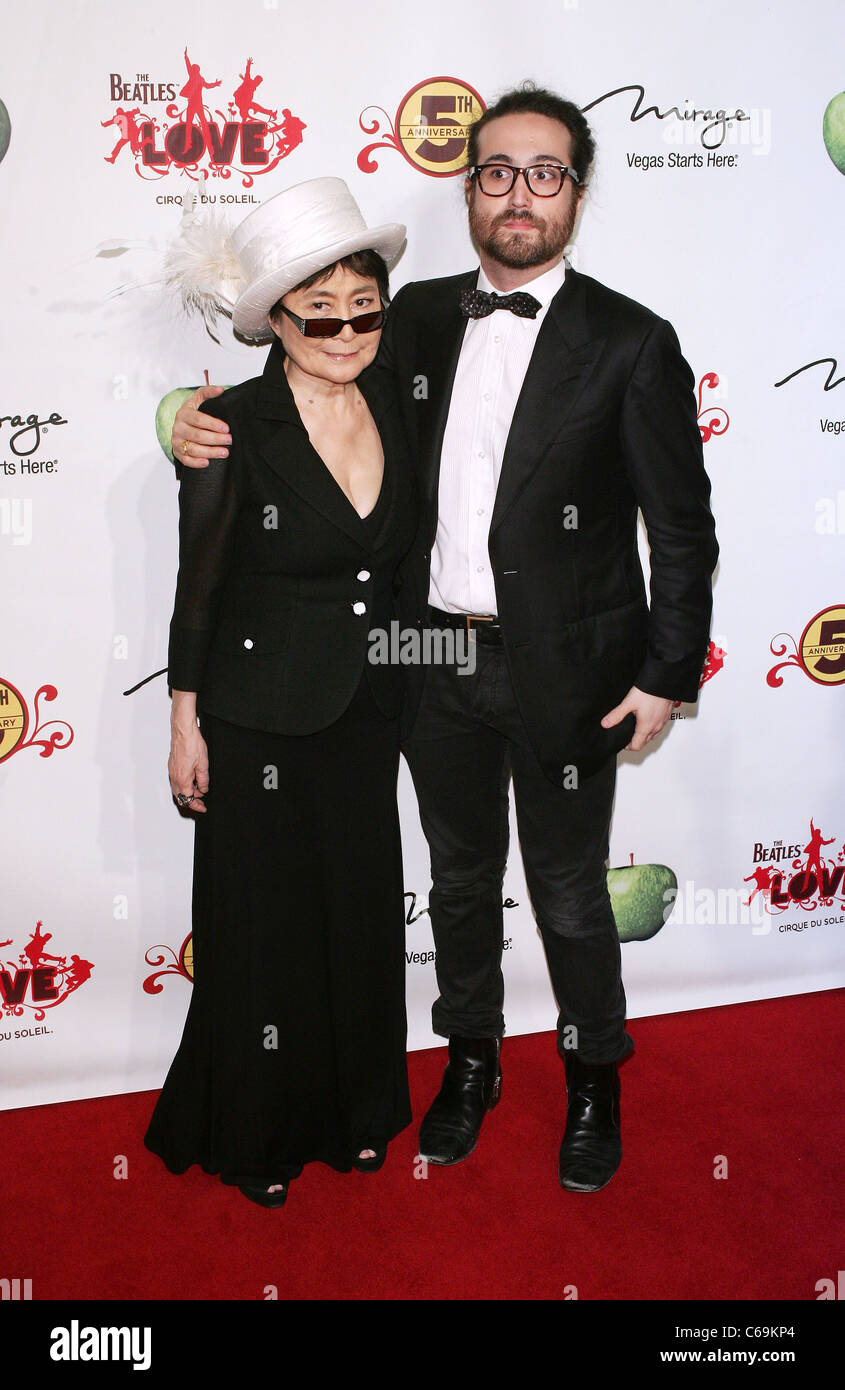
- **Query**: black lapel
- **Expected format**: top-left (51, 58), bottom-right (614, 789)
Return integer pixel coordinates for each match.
top-left (356, 365), bottom-right (402, 552)
top-left (489, 268), bottom-right (607, 534)
top-left (415, 271), bottom-right (477, 520)
top-left (253, 338), bottom-right (386, 548)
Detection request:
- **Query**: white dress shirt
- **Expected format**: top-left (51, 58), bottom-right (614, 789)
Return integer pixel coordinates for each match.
top-left (428, 258), bottom-right (567, 615)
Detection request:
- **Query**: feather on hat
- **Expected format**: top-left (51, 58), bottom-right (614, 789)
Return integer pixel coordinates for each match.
top-left (164, 177), bottom-right (406, 343)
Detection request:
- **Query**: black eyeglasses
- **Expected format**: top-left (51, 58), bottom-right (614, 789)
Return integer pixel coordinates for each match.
top-left (470, 163), bottom-right (581, 197)
top-left (276, 304), bottom-right (385, 338)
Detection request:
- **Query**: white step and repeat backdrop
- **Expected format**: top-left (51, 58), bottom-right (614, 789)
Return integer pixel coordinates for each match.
top-left (2, 0), bottom-right (843, 1108)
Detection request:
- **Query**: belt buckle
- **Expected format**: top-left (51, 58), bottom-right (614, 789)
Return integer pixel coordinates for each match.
top-left (465, 614), bottom-right (494, 639)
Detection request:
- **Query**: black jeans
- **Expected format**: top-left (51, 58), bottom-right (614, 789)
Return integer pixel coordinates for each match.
top-left (402, 636), bottom-right (634, 1065)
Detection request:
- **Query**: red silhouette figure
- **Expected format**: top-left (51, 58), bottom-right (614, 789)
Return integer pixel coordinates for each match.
top-left (700, 641), bottom-right (726, 687)
top-left (64, 956), bottom-right (94, 993)
top-left (233, 58), bottom-right (277, 123)
top-left (181, 47), bottom-right (221, 147)
top-left (279, 109), bottom-right (306, 156)
top-left (804, 819), bottom-right (835, 883)
top-left (102, 108), bottom-right (143, 163)
top-left (23, 921), bottom-right (66, 970)
top-left (743, 865), bottom-right (774, 904)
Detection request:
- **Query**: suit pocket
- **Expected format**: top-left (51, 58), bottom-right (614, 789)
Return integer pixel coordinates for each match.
top-left (551, 405), bottom-right (617, 448)
top-left (215, 577), bottom-right (298, 658)
top-left (235, 606), bottom-right (294, 656)
top-left (558, 597), bottom-right (648, 664)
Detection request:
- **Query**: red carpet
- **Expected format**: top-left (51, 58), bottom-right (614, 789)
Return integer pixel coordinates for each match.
top-left (2, 991), bottom-right (842, 1301)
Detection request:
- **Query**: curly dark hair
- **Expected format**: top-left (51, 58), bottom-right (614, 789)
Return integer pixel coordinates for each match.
top-left (466, 83), bottom-right (596, 188)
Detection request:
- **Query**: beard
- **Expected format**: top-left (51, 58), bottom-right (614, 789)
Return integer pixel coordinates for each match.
top-left (468, 198), bottom-right (579, 270)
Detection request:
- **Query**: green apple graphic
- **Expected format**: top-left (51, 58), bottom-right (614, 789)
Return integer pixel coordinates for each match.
top-left (823, 91), bottom-right (845, 174)
top-left (0, 99), bottom-right (11, 165)
top-left (608, 855), bottom-right (677, 942)
top-left (155, 387), bottom-right (231, 462)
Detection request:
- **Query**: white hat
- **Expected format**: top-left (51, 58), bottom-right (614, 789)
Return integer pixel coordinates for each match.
top-left (166, 177), bottom-right (406, 343)
top-left (232, 178), bottom-right (405, 339)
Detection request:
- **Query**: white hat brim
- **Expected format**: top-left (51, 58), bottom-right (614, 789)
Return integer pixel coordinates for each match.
top-left (232, 222), bottom-right (406, 341)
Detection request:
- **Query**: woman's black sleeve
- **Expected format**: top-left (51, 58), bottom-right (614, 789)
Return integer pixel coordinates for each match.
top-left (167, 411), bottom-right (242, 692)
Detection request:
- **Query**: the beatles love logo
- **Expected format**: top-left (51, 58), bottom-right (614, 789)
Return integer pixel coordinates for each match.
top-left (1, 922), bottom-right (93, 1022)
top-left (103, 49), bottom-right (306, 185)
top-left (744, 821), bottom-right (845, 913)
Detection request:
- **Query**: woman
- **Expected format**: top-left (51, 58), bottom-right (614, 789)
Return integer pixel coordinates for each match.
top-left (144, 179), bottom-right (418, 1207)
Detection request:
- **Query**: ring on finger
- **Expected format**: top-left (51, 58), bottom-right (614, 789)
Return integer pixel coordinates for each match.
top-left (182, 440), bottom-right (190, 456)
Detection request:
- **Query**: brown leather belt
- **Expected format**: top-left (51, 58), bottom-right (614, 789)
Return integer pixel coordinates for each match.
top-left (427, 605), bottom-right (503, 645)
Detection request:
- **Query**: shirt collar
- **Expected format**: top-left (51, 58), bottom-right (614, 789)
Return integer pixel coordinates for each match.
top-left (476, 257), bottom-right (566, 310)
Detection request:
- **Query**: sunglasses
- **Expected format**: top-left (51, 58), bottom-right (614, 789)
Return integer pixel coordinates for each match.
top-left (276, 304), bottom-right (386, 339)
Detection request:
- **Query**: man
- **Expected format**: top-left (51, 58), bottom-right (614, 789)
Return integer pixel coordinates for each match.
top-left (169, 86), bottom-right (718, 1192)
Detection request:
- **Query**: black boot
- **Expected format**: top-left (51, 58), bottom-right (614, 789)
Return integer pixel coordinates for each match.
top-left (558, 1052), bottom-right (622, 1192)
top-left (418, 1036), bottom-right (502, 1165)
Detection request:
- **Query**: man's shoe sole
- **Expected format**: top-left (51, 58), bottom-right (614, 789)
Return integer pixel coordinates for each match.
top-left (559, 1171), bottom-right (616, 1192)
top-left (418, 1137), bottom-right (479, 1165)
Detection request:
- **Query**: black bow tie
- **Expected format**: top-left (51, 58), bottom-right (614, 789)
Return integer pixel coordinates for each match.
top-left (459, 286), bottom-right (541, 320)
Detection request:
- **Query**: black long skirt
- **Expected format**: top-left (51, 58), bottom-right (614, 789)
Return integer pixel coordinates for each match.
top-left (144, 676), bottom-right (411, 1186)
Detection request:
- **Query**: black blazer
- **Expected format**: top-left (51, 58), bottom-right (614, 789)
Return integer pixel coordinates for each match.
top-left (376, 265), bottom-right (719, 780)
top-left (167, 337), bottom-right (419, 734)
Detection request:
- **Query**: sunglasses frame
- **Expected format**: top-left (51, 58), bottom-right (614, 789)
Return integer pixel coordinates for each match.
top-left (276, 304), bottom-right (386, 339)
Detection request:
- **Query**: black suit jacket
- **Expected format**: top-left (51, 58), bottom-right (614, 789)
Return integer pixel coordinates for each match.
top-left (378, 265), bottom-right (719, 780)
top-left (167, 337), bottom-right (419, 734)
